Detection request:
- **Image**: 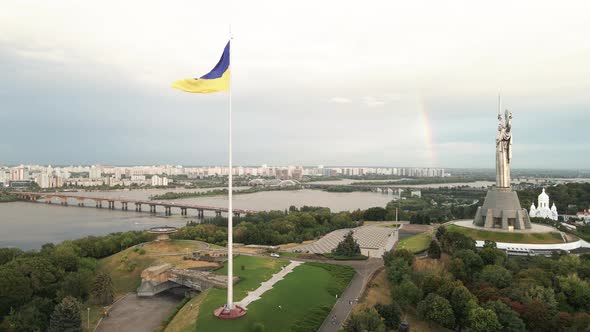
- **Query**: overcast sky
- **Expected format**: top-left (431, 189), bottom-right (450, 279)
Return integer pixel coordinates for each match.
top-left (1, 0), bottom-right (589, 168)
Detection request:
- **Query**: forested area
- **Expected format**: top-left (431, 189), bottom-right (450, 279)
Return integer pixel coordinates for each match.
top-left (0, 231), bottom-right (152, 331)
top-left (346, 226), bottom-right (590, 332)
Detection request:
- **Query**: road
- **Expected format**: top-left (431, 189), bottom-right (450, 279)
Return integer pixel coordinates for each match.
top-left (315, 258), bottom-right (384, 332)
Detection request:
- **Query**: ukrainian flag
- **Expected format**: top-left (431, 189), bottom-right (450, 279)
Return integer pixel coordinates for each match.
top-left (173, 41), bottom-right (230, 93)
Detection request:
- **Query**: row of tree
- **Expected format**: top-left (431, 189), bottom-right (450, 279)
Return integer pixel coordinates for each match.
top-left (174, 207), bottom-right (359, 246)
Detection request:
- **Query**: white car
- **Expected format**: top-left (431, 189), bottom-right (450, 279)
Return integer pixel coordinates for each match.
top-left (270, 253), bottom-right (280, 258)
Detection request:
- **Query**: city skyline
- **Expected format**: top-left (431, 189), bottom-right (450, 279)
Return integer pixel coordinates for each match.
top-left (2, 1), bottom-right (590, 168)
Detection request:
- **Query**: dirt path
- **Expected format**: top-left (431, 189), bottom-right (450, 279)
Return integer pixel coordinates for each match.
top-left (96, 292), bottom-right (183, 332)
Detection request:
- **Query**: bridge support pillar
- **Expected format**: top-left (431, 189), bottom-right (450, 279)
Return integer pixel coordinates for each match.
top-left (136, 203), bottom-right (141, 212)
top-left (150, 205), bottom-right (156, 214)
top-left (165, 206), bottom-right (171, 216)
top-left (197, 209), bottom-right (204, 219)
top-left (61, 198), bottom-right (68, 206)
top-left (181, 208), bottom-right (187, 216)
top-left (122, 202), bottom-right (128, 211)
top-left (215, 210), bottom-right (222, 218)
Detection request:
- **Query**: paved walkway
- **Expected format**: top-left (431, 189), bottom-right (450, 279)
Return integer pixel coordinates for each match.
top-left (317, 258), bottom-right (384, 332)
top-left (237, 260), bottom-right (303, 308)
top-left (96, 292), bottom-right (183, 332)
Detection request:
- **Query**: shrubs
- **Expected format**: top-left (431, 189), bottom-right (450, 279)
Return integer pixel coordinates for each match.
top-left (375, 302), bottom-right (401, 329)
top-left (427, 240), bottom-right (441, 259)
top-left (344, 307), bottom-right (385, 332)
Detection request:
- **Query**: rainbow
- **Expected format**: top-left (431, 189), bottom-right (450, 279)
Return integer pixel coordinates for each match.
top-left (418, 100), bottom-right (437, 166)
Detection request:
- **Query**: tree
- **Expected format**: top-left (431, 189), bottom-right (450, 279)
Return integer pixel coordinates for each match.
top-left (48, 296), bottom-right (82, 332)
top-left (523, 286), bottom-right (557, 310)
top-left (51, 243), bottom-right (81, 272)
top-left (420, 271), bottom-right (454, 295)
top-left (520, 300), bottom-right (557, 332)
top-left (427, 240), bottom-right (441, 259)
top-left (0, 248), bottom-right (23, 265)
top-left (557, 274), bottom-right (590, 311)
top-left (440, 231), bottom-right (476, 254)
top-left (435, 226), bottom-right (447, 241)
top-left (392, 279), bottom-right (423, 308)
top-left (387, 258), bottom-right (412, 284)
top-left (363, 207), bottom-right (387, 221)
top-left (417, 293), bottom-right (455, 329)
top-left (332, 231), bottom-right (361, 257)
top-left (375, 302), bottom-right (401, 329)
top-left (467, 306), bottom-right (501, 332)
top-left (6, 256), bottom-right (59, 297)
top-left (0, 266), bottom-right (33, 317)
top-left (391, 249), bottom-right (415, 266)
top-left (479, 265), bottom-right (512, 289)
top-left (483, 300), bottom-right (526, 332)
top-left (448, 284), bottom-right (477, 328)
top-left (344, 307), bottom-right (386, 332)
top-left (90, 272), bottom-right (114, 305)
top-left (478, 247), bottom-right (506, 265)
top-left (58, 269), bottom-right (93, 301)
top-left (449, 258), bottom-right (468, 281)
top-left (455, 250), bottom-right (484, 275)
top-left (4, 296), bottom-right (55, 332)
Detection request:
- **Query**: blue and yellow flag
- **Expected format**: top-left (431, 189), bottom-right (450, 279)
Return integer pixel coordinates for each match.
top-left (173, 41), bottom-right (230, 93)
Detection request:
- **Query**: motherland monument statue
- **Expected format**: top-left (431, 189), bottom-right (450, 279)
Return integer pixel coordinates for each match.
top-left (473, 98), bottom-right (531, 230)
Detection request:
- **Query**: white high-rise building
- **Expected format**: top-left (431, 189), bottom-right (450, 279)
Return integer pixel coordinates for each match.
top-left (89, 166), bottom-right (102, 179)
top-left (151, 175), bottom-right (169, 186)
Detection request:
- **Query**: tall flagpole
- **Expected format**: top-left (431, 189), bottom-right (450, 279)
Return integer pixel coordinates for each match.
top-left (226, 25), bottom-right (234, 310)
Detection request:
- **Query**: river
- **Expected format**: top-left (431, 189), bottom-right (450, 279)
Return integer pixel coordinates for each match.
top-left (0, 188), bottom-right (393, 250)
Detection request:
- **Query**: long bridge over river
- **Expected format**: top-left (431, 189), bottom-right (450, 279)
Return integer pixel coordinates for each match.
top-left (14, 192), bottom-right (255, 217)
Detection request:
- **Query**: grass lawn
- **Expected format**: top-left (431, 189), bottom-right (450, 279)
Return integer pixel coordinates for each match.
top-left (142, 240), bottom-right (206, 253)
top-left (447, 224), bottom-right (564, 244)
top-left (81, 303), bottom-right (109, 332)
top-left (97, 247), bottom-right (158, 296)
top-left (194, 257), bottom-right (354, 332)
top-left (165, 290), bottom-right (210, 332)
top-left (96, 240), bottom-right (217, 297)
top-left (396, 232), bottom-right (432, 253)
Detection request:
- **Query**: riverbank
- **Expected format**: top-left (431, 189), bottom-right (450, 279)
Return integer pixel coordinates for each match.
top-left (0, 191), bottom-right (19, 202)
top-left (149, 186), bottom-right (301, 200)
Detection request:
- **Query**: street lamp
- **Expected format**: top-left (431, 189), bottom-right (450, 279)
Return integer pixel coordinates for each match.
top-left (87, 307), bottom-right (90, 330)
